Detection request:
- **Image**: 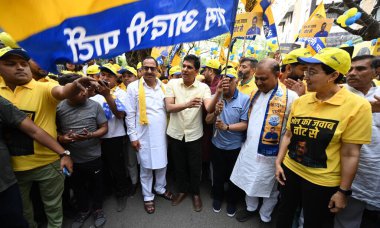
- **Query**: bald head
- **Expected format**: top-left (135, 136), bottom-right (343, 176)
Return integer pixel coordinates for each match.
top-left (258, 58), bottom-right (280, 77)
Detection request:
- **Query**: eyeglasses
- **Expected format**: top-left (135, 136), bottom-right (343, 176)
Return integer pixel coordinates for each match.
top-left (304, 70), bottom-right (318, 77)
top-left (142, 66), bottom-right (157, 72)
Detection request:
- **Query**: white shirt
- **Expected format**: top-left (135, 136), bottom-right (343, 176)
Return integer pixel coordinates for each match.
top-left (125, 79), bottom-right (167, 169)
top-left (345, 85), bottom-right (380, 209)
top-left (90, 87), bottom-right (127, 138)
top-left (230, 87), bottom-right (298, 197)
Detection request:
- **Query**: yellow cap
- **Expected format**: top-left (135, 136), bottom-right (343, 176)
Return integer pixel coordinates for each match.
top-left (298, 47), bottom-right (351, 75)
top-left (203, 59), bottom-right (221, 70)
top-left (169, 65), bottom-right (181, 76)
top-left (222, 68), bottom-right (237, 78)
top-left (86, 65), bottom-right (100, 75)
top-left (0, 46), bottom-right (29, 60)
top-left (137, 62), bottom-right (142, 70)
top-left (100, 63), bottom-right (118, 76)
top-left (282, 48), bottom-right (312, 65)
top-left (0, 32), bottom-right (19, 48)
top-left (119, 66), bottom-right (137, 76)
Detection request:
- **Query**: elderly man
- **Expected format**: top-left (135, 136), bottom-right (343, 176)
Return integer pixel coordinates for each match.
top-left (165, 54), bottom-right (219, 212)
top-left (231, 59), bottom-right (298, 223)
top-left (335, 55), bottom-right (380, 228)
top-left (205, 68), bottom-right (250, 217)
top-left (0, 47), bottom-right (96, 228)
top-left (237, 57), bottom-right (258, 95)
top-left (126, 56), bottom-right (173, 214)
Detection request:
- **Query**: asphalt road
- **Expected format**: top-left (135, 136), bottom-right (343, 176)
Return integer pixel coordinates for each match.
top-left (63, 180), bottom-right (277, 228)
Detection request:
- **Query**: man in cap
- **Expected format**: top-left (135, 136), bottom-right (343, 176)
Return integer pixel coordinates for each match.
top-left (126, 56), bottom-right (173, 214)
top-left (237, 57), bottom-right (258, 95)
top-left (205, 68), bottom-right (250, 217)
top-left (231, 59), bottom-right (298, 223)
top-left (0, 46), bottom-right (97, 228)
top-left (118, 66), bottom-right (138, 92)
top-left (165, 54), bottom-right (220, 212)
top-left (168, 65), bottom-right (182, 80)
top-left (281, 48), bottom-right (312, 96)
top-left (335, 55), bottom-right (380, 228)
top-left (202, 59), bottom-right (221, 94)
top-left (91, 63), bottom-right (129, 212)
top-left (86, 64), bottom-right (100, 80)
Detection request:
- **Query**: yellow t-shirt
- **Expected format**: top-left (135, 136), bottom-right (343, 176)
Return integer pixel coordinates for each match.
top-left (283, 87), bottom-right (372, 187)
top-left (38, 76), bottom-right (59, 84)
top-left (0, 79), bottom-right (60, 171)
top-left (237, 77), bottom-right (257, 96)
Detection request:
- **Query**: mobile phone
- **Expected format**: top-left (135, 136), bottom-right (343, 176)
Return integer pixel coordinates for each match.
top-left (63, 167), bottom-right (71, 177)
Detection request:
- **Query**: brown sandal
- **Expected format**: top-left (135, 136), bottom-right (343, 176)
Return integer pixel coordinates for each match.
top-left (157, 190), bottom-right (173, 201)
top-left (144, 200), bottom-right (155, 214)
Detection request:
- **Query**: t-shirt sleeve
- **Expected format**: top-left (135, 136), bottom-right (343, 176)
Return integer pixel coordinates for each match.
top-left (240, 96), bottom-right (250, 121)
top-left (342, 101), bottom-right (372, 144)
top-left (0, 96), bottom-right (27, 127)
top-left (95, 102), bottom-right (107, 125)
top-left (45, 82), bottom-right (60, 104)
top-left (165, 80), bottom-right (175, 98)
top-left (203, 85), bottom-right (212, 99)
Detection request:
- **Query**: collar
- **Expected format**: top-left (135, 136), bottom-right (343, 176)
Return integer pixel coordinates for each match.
top-left (232, 88), bottom-right (239, 99)
top-left (239, 76), bottom-right (254, 87)
top-left (181, 78), bottom-right (199, 88)
top-left (307, 86), bottom-right (347, 106)
top-left (0, 78), bottom-right (35, 90)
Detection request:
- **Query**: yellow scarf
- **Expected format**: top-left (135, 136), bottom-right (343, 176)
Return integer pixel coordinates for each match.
top-left (248, 83), bottom-right (288, 156)
top-left (138, 79), bottom-right (165, 125)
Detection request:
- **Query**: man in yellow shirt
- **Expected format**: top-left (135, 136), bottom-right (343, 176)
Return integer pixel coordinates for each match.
top-left (237, 57), bottom-right (258, 95)
top-left (0, 47), bottom-right (93, 228)
top-left (165, 55), bottom-right (220, 212)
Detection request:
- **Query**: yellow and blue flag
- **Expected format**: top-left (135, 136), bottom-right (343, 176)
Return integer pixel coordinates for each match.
top-left (0, 0), bottom-right (239, 72)
top-left (260, 0), bottom-right (277, 39)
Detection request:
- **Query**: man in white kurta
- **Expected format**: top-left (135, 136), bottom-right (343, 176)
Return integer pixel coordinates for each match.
top-left (230, 59), bottom-right (298, 223)
top-left (125, 57), bottom-right (170, 213)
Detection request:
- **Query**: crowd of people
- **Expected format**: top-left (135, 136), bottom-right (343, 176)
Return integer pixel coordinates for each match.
top-left (0, 39), bottom-right (379, 228)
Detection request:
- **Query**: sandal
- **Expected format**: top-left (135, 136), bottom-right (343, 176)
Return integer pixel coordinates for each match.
top-left (144, 200), bottom-right (155, 214)
top-left (157, 190), bottom-right (173, 201)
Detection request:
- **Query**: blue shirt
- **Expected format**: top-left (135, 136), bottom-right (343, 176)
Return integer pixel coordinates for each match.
top-left (212, 89), bottom-right (250, 150)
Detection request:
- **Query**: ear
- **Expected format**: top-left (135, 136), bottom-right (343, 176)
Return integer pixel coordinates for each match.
top-left (329, 71), bottom-right (340, 82)
top-left (285, 64), bottom-right (292, 74)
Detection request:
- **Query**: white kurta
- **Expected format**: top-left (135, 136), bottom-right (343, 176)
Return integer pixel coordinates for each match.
top-left (125, 79), bottom-right (167, 169)
top-left (230, 88), bottom-right (298, 197)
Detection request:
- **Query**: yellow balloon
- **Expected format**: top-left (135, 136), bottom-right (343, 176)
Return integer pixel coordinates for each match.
top-left (346, 7), bottom-right (358, 17)
top-left (337, 15), bottom-right (345, 24)
top-left (341, 20), bottom-right (347, 27)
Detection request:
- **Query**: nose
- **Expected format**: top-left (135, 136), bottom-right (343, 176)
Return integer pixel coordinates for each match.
top-left (16, 63), bottom-right (25, 70)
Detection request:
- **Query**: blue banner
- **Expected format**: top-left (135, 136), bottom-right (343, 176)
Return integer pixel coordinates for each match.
top-left (7, 0), bottom-right (238, 73)
top-left (298, 37), bottom-right (326, 53)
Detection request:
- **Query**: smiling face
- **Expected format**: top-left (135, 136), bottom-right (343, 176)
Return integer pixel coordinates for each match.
top-left (0, 55), bottom-right (33, 88)
top-left (142, 58), bottom-right (158, 84)
top-left (99, 70), bottom-right (117, 88)
top-left (182, 60), bottom-right (198, 85)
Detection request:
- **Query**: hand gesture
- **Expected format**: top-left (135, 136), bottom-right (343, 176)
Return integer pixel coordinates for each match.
top-left (96, 80), bottom-right (111, 97)
top-left (59, 130), bottom-right (76, 144)
top-left (186, 97), bottom-right (203, 108)
top-left (275, 164), bottom-right (287, 186)
top-left (71, 128), bottom-right (93, 141)
top-left (370, 95), bottom-right (380, 113)
top-left (284, 78), bottom-right (305, 96)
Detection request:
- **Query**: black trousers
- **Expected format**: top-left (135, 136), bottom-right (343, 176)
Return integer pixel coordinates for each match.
top-left (211, 144), bottom-right (241, 205)
top-left (169, 136), bottom-right (202, 195)
top-left (101, 136), bottom-right (128, 198)
top-left (0, 183), bottom-right (29, 228)
top-left (71, 157), bottom-right (103, 212)
top-left (276, 164), bottom-right (337, 228)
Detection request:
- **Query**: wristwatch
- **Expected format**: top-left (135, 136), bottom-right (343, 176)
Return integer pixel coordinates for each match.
top-left (60, 150), bottom-right (71, 158)
top-left (337, 187), bottom-right (352, 196)
top-left (226, 124), bottom-right (230, 130)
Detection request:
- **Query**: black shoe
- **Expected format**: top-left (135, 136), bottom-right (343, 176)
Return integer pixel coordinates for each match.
top-left (226, 204), bottom-right (236, 217)
top-left (236, 209), bottom-right (256, 222)
top-left (212, 200), bottom-right (222, 213)
top-left (71, 210), bottom-right (91, 228)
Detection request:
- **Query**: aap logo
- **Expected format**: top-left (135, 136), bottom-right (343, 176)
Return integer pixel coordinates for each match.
top-left (269, 115), bottom-right (280, 126)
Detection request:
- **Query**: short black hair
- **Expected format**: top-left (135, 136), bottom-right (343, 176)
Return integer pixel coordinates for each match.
top-left (280, 62), bottom-right (301, 73)
top-left (320, 63), bottom-right (343, 84)
top-left (371, 57), bottom-right (380, 69)
top-left (142, 56), bottom-right (158, 67)
top-left (184, 54), bottom-right (200, 70)
top-left (58, 73), bottom-right (81, 86)
top-left (240, 57), bottom-right (258, 68)
top-left (352, 55), bottom-right (374, 63)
